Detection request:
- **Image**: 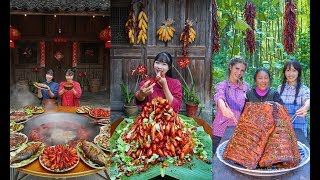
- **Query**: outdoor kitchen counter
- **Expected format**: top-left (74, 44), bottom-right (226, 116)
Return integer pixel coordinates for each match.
top-left (14, 106), bottom-right (110, 180)
top-left (213, 126), bottom-right (310, 180)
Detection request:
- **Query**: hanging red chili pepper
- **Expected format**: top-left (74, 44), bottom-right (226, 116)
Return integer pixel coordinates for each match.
top-left (244, 0), bottom-right (256, 55)
top-left (283, 0), bottom-right (297, 54)
top-left (212, 0), bottom-right (220, 53)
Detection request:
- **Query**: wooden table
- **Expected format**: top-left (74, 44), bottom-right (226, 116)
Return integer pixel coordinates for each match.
top-left (213, 126), bottom-right (310, 180)
top-left (13, 106), bottom-right (110, 180)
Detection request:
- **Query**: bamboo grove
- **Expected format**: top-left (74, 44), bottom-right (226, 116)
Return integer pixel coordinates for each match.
top-left (212, 0), bottom-right (310, 89)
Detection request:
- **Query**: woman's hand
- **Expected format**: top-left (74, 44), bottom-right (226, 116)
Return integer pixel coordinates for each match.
top-left (136, 80), bottom-right (156, 102)
top-left (221, 105), bottom-right (237, 123)
top-left (157, 72), bottom-right (167, 87)
top-left (296, 106), bottom-right (308, 117)
top-left (140, 80), bottom-right (156, 96)
top-left (217, 99), bottom-right (237, 123)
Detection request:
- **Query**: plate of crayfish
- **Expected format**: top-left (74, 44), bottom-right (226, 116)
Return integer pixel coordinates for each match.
top-left (39, 144), bottom-right (79, 172)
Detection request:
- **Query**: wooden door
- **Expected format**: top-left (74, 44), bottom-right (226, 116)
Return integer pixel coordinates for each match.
top-left (46, 42), bottom-right (72, 83)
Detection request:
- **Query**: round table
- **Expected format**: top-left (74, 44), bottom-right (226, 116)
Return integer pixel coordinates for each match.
top-left (13, 106), bottom-right (110, 180)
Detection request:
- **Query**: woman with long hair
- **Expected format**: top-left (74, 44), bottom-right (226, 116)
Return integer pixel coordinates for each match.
top-left (277, 59), bottom-right (310, 137)
top-left (212, 56), bottom-right (249, 154)
top-left (58, 69), bottom-right (82, 106)
top-left (135, 52), bottom-right (182, 112)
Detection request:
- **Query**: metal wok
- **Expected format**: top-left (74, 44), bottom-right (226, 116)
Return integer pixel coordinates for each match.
top-left (22, 112), bottom-right (100, 147)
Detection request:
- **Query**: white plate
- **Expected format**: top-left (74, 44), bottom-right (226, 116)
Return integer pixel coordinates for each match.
top-left (10, 132), bottom-right (28, 151)
top-left (88, 109), bottom-right (111, 119)
top-left (94, 134), bottom-right (110, 152)
top-left (10, 142), bottom-right (45, 168)
top-left (10, 122), bottom-right (24, 133)
top-left (76, 141), bottom-right (109, 169)
top-left (39, 145), bottom-right (79, 173)
top-left (216, 140), bottom-right (310, 176)
top-left (33, 83), bottom-right (50, 90)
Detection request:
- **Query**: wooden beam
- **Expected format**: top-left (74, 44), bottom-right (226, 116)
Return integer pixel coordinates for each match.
top-left (10, 11), bottom-right (110, 17)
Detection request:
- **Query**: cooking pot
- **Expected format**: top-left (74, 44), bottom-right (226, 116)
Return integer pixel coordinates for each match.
top-left (22, 112), bottom-right (100, 147)
top-left (42, 99), bottom-right (58, 111)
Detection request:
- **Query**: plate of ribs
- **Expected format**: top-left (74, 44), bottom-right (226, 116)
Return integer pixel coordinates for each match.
top-left (216, 102), bottom-right (310, 176)
top-left (217, 140), bottom-right (310, 176)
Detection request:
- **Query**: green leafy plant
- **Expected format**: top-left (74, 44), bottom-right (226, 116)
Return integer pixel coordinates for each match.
top-left (78, 71), bottom-right (88, 88)
top-left (120, 65), bottom-right (148, 106)
top-left (172, 57), bottom-right (203, 115)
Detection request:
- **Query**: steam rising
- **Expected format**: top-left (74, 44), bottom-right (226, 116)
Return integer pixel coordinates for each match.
top-left (10, 83), bottom-right (39, 111)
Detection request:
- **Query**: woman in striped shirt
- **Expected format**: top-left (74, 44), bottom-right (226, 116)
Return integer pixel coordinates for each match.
top-left (212, 57), bottom-right (249, 154)
top-left (278, 59), bottom-right (310, 137)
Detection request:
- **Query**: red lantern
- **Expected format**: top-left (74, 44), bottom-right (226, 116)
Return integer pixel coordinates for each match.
top-left (105, 41), bottom-right (111, 48)
top-left (99, 26), bottom-right (111, 48)
top-left (10, 26), bottom-right (21, 48)
top-left (10, 40), bottom-right (15, 48)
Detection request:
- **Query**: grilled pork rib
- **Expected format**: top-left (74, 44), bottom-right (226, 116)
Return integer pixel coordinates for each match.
top-left (223, 102), bottom-right (275, 169)
top-left (259, 104), bottom-right (301, 168)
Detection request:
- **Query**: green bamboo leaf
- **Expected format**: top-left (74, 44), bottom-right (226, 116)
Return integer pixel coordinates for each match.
top-left (271, 0), bottom-right (279, 6)
top-left (258, 12), bottom-right (266, 21)
top-left (234, 18), bottom-right (252, 31)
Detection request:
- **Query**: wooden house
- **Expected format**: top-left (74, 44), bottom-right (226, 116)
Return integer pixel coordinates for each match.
top-left (10, 0), bottom-right (213, 123)
top-left (10, 0), bottom-right (111, 92)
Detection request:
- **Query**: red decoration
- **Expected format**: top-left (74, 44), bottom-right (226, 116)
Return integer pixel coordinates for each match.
top-left (283, 0), bottom-right (297, 54)
top-left (10, 26), bottom-right (21, 48)
top-left (10, 40), bottom-right (15, 48)
top-left (40, 41), bottom-right (46, 67)
top-left (72, 42), bottom-right (78, 67)
top-left (244, 1), bottom-right (256, 55)
top-left (54, 51), bottom-right (64, 61)
top-left (177, 57), bottom-right (190, 68)
top-left (99, 26), bottom-right (111, 48)
top-left (53, 37), bottom-right (68, 43)
top-left (105, 41), bottom-right (111, 48)
top-left (212, 0), bottom-right (220, 53)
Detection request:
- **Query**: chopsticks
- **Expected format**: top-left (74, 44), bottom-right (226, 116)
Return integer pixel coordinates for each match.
top-left (224, 101), bottom-right (237, 124)
top-left (291, 114), bottom-right (298, 123)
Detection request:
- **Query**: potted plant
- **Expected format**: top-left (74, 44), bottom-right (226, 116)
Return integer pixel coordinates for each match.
top-left (172, 57), bottom-right (203, 117)
top-left (78, 71), bottom-right (89, 91)
top-left (120, 65), bottom-right (148, 117)
top-left (29, 66), bottom-right (41, 93)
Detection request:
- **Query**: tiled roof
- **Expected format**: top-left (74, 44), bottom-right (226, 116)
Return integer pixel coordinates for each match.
top-left (10, 0), bottom-right (110, 13)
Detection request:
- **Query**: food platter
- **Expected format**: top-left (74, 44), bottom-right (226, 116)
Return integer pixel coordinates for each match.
top-left (216, 140), bottom-right (310, 176)
top-left (10, 121), bottom-right (24, 133)
top-left (91, 118), bottom-right (110, 125)
top-left (10, 142), bottom-right (45, 168)
top-left (76, 106), bottom-right (92, 114)
top-left (94, 134), bottom-right (110, 151)
top-left (33, 82), bottom-right (50, 90)
top-left (76, 140), bottom-right (109, 169)
top-left (39, 145), bottom-right (79, 173)
top-left (23, 105), bottom-right (44, 114)
top-left (99, 124), bottom-right (111, 135)
top-left (109, 114), bottom-right (213, 180)
top-left (10, 111), bottom-right (32, 124)
top-left (10, 132), bottom-right (28, 151)
top-left (39, 155), bottom-right (79, 173)
top-left (88, 108), bottom-right (111, 119)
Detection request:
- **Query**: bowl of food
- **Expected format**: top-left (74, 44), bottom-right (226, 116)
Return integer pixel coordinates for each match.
top-left (64, 82), bottom-right (74, 90)
top-left (42, 99), bottom-right (57, 111)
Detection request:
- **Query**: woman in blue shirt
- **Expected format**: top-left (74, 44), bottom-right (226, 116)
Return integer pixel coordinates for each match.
top-left (278, 59), bottom-right (310, 137)
top-left (37, 69), bottom-right (59, 105)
